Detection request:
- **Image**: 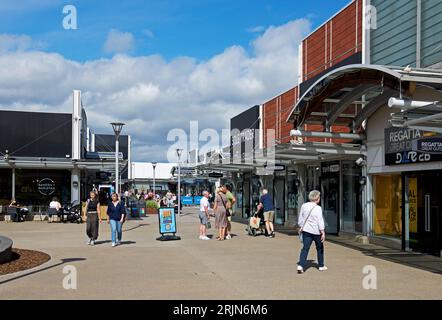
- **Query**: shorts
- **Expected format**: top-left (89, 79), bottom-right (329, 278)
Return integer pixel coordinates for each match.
top-left (199, 211), bottom-right (209, 225)
top-left (264, 211), bottom-right (275, 222)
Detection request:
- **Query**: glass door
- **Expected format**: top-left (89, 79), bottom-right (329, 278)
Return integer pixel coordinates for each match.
top-left (321, 162), bottom-right (340, 234)
top-left (408, 173), bottom-right (441, 256)
top-left (342, 162), bottom-right (363, 233)
top-left (274, 177), bottom-right (285, 225)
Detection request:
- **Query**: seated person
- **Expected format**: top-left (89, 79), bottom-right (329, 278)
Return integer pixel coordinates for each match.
top-left (9, 200), bottom-right (29, 222)
top-left (49, 197), bottom-right (64, 221)
top-left (9, 200), bottom-right (19, 222)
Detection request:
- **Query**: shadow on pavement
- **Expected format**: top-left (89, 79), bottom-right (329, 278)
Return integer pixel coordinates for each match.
top-left (0, 258), bottom-right (86, 285)
top-left (123, 223), bottom-right (150, 232)
top-left (232, 217), bottom-right (442, 275)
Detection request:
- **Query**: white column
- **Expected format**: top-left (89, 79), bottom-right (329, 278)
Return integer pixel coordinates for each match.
top-left (115, 138), bottom-right (119, 195)
top-left (178, 161), bottom-right (181, 216)
top-left (72, 90), bottom-right (82, 160)
top-left (128, 135), bottom-right (132, 179)
top-left (12, 167), bottom-right (15, 200)
top-left (71, 167), bottom-right (80, 203)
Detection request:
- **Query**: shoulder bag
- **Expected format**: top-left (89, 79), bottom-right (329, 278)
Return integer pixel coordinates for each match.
top-left (299, 205), bottom-right (316, 244)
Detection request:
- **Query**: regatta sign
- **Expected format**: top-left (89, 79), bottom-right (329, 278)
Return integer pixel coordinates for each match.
top-left (385, 128), bottom-right (442, 165)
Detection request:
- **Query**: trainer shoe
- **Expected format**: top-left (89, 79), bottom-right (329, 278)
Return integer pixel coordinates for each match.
top-left (297, 266), bottom-right (304, 274)
top-left (87, 239), bottom-right (92, 245)
top-left (90, 240), bottom-right (95, 246)
top-left (319, 266), bottom-right (328, 272)
top-left (201, 236), bottom-right (210, 241)
top-left (226, 234), bottom-right (232, 240)
top-left (111, 242), bottom-right (117, 247)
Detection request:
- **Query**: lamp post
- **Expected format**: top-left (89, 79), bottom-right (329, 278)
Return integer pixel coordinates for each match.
top-left (176, 149), bottom-right (183, 216)
top-left (152, 162), bottom-right (157, 197)
top-left (111, 122), bottom-right (125, 196)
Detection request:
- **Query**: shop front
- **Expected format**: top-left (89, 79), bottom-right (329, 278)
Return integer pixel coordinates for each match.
top-left (302, 160), bottom-right (363, 235)
top-left (371, 126), bottom-right (442, 256)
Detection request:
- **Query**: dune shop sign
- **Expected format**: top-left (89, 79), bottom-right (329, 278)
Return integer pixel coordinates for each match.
top-left (37, 178), bottom-right (56, 196)
top-left (385, 128), bottom-right (442, 165)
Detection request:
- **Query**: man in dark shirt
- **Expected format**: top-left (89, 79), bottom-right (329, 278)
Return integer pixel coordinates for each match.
top-left (259, 189), bottom-right (275, 238)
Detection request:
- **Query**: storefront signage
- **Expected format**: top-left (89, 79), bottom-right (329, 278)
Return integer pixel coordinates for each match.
top-left (158, 208), bottom-right (177, 234)
top-left (408, 178), bottom-right (418, 233)
top-left (322, 164), bottom-right (340, 173)
top-left (193, 196), bottom-right (203, 205)
top-left (37, 178), bottom-right (56, 196)
top-left (181, 196), bottom-right (194, 205)
top-left (385, 128), bottom-right (442, 165)
top-left (264, 164), bottom-right (286, 172)
top-left (208, 172), bottom-right (223, 178)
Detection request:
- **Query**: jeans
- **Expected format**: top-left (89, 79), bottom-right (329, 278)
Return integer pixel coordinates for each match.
top-left (298, 231), bottom-right (324, 269)
top-left (110, 220), bottom-right (123, 243)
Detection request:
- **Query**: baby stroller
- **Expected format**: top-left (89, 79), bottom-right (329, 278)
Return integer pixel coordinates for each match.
top-left (63, 201), bottom-right (83, 224)
top-left (246, 206), bottom-right (268, 237)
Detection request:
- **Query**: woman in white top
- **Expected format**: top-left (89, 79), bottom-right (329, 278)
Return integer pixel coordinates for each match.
top-left (297, 190), bottom-right (327, 274)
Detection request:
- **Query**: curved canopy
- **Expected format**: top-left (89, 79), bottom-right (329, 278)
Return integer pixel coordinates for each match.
top-left (287, 64), bottom-right (442, 131)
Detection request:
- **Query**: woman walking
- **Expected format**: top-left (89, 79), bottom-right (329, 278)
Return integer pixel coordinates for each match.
top-left (213, 187), bottom-right (228, 241)
top-left (107, 193), bottom-right (126, 247)
top-left (297, 190), bottom-right (327, 274)
top-left (85, 191), bottom-right (101, 246)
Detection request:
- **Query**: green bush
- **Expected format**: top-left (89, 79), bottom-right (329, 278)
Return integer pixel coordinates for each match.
top-left (146, 200), bottom-right (159, 209)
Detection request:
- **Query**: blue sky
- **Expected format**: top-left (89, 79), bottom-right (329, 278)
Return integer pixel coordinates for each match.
top-left (0, 0), bottom-right (352, 161)
top-left (0, 0), bottom-right (350, 62)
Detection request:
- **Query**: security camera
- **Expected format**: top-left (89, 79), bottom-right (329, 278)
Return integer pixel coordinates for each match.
top-left (355, 157), bottom-right (366, 167)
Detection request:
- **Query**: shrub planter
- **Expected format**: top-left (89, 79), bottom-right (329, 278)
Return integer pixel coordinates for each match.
top-left (147, 208), bottom-right (158, 215)
top-left (0, 236), bottom-right (13, 264)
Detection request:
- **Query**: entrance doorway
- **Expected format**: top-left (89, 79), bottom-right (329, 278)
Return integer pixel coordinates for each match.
top-left (274, 177), bottom-right (285, 225)
top-left (321, 162), bottom-right (340, 234)
top-left (406, 172), bottom-right (441, 256)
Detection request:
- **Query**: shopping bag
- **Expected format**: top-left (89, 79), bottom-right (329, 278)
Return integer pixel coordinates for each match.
top-left (249, 216), bottom-right (261, 229)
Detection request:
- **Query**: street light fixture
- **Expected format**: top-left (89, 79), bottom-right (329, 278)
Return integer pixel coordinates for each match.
top-left (111, 122), bottom-right (125, 196)
top-left (176, 149), bottom-right (183, 216)
top-left (152, 162), bottom-right (157, 197)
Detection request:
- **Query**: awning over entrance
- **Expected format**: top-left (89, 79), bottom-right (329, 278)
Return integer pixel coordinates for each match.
top-left (287, 64), bottom-right (442, 133)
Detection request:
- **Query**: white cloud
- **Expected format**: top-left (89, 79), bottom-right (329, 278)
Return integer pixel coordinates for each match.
top-left (143, 29), bottom-right (155, 39)
top-left (247, 26), bottom-right (266, 33)
top-left (0, 19), bottom-right (311, 161)
top-left (0, 34), bottom-right (44, 54)
top-left (103, 29), bottom-right (135, 54)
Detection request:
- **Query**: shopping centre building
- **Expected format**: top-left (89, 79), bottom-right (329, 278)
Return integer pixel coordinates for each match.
top-left (199, 0), bottom-right (442, 256)
top-left (0, 90), bottom-right (131, 209)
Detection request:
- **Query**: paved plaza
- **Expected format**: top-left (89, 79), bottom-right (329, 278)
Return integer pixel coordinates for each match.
top-left (0, 208), bottom-right (441, 300)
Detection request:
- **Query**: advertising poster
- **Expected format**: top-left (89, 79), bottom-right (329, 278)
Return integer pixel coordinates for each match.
top-left (158, 208), bottom-right (177, 234)
top-left (409, 178), bottom-right (418, 233)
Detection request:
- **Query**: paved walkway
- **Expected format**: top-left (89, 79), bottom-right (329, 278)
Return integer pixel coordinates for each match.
top-left (0, 208), bottom-right (441, 300)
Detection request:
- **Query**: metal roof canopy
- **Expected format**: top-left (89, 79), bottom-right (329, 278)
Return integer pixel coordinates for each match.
top-left (287, 64), bottom-right (442, 132)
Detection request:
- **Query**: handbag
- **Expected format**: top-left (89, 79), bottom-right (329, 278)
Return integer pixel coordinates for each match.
top-left (250, 215), bottom-right (261, 229)
top-left (299, 205), bottom-right (317, 244)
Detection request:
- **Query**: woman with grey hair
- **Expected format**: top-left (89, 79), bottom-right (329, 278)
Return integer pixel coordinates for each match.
top-left (297, 190), bottom-right (327, 274)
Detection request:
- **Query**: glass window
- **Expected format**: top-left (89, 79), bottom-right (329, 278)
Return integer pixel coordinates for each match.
top-left (15, 169), bottom-right (71, 206)
top-left (287, 172), bottom-right (299, 210)
top-left (342, 162), bottom-right (363, 233)
top-left (0, 169), bottom-right (12, 206)
top-left (374, 175), bottom-right (402, 238)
